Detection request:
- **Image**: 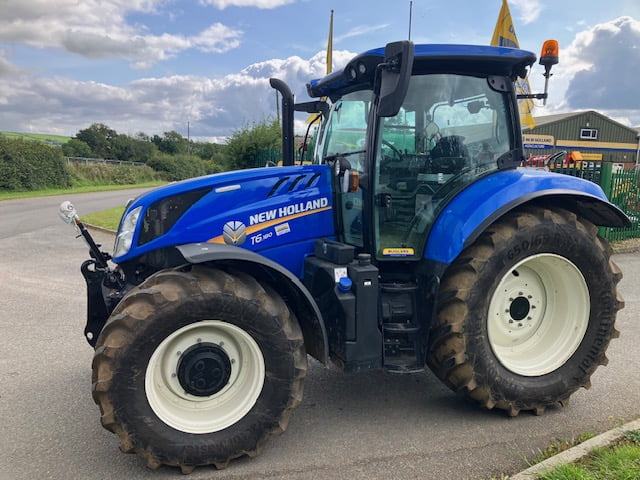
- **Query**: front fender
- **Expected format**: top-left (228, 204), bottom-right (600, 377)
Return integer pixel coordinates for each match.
top-left (176, 242), bottom-right (328, 364)
top-left (425, 169), bottom-right (630, 265)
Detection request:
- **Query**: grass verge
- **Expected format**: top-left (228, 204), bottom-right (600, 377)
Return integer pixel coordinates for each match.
top-left (537, 430), bottom-right (640, 480)
top-left (80, 206), bottom-right (126, 231)
top-left (0, 181), bottom-right (165, 201)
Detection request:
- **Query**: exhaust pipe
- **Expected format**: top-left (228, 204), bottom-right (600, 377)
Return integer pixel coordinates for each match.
top-left (269, 78), bottom-right (294, 166)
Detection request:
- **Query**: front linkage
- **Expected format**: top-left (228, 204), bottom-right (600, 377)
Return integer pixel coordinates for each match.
top-left (59, 201), bottom-right (125, 347)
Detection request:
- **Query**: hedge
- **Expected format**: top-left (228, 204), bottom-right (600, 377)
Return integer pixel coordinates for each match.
top-left (0, 137), bottom-right (71, 190)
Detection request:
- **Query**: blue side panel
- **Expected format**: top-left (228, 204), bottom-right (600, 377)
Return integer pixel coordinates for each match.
top-left (425, 169), bottom-right (610, 265)
top-left (115, 165), bottom-right (336, 278)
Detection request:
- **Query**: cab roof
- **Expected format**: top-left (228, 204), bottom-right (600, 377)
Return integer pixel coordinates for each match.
top-left (307, 43), bottom-right (537, 99)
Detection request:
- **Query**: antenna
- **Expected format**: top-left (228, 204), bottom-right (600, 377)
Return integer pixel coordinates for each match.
top-left (408, 1), bottom-right (413, 40)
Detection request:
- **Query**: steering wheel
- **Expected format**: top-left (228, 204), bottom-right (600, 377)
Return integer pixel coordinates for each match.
top-left (381, 140), bottom-right (403, 161)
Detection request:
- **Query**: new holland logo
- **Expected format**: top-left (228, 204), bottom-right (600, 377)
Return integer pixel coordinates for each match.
top-left (222, 221), bottom-right (247, 246)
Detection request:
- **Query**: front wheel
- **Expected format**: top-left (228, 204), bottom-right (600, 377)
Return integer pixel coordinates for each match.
top-left (427, 206), bottom-right (624, 415)
top-left (92, 265), bottom-right (307, 472)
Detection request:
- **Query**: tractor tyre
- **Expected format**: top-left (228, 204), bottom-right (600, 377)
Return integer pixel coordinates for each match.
top-left (427, 206), bottom-right (624, 416)
top-left (91, 265), bottom-right (307, 472)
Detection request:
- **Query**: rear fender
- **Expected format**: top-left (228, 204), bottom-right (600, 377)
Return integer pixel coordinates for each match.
top-left (177, 242), bottom-right (328, 364)
top-left (425, 169), bottom-right (630, 265)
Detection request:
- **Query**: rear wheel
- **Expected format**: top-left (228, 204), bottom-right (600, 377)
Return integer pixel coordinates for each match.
top-left (92, 265), bottom-right (307, 472)
top-left (427, 206), bottom-right (623, 415)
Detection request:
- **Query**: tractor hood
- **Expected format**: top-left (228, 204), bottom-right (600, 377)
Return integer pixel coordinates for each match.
top-left (112, 165), bottom-right (335, 270)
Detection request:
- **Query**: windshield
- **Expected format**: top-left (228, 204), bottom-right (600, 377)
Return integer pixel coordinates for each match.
top-left (314, 90), bottom-right (371, 167)
top-left (375, 73), bottom-right (513, 259)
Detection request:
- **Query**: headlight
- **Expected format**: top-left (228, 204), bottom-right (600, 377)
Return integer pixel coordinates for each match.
top-left (113, 206), bottom-right (142, 258)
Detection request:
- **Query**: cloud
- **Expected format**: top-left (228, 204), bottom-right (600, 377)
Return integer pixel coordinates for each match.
top-left (0, 51), bottom-right (21, 78)
top-left (509, 0), bottom-right (543, 25)
top-left (0, 49), bottom-right (356, 138)
top-left (564, 16), bottom-right (640, 111)
top-left (199, 0), bottom-right (295, 9)
top-left (335, 24), bottom-right (390, 44)
top-left (0, 0), bottom-right (242, 67)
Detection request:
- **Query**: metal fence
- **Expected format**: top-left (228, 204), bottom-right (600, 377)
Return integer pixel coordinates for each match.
top-left (547, 158), bottom-right (640, 242)
top-left (65, 156), bottom-right (145, 167)
top-left (599, 166), bottom-right (640, 242)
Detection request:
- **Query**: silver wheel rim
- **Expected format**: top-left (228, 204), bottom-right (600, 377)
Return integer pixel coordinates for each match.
top-left (145, 320), bottom-right (265, 434)
top-left (487, 253), bottom-right (590, 376)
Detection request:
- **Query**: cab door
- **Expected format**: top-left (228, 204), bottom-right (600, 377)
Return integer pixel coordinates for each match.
top-left (373, 74), bottom-right (513, 261)
top-left (314, 90), bottom-right (373, 248)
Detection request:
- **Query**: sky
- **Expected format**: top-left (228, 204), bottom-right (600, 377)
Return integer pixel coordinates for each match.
top-left (1, 0), bottom-right (640, 142)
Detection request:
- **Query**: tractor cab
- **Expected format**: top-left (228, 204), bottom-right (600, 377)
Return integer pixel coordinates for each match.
top-left (302, 42), bottom-right (533, 262)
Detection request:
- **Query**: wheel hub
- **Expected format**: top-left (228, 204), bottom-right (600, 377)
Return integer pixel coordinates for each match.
top-left (509, 296), bottom-right (531, 321)
top-left (177, 343), bottom-right (231, 397)
top-left (493, 276), bottom-right (544, 340)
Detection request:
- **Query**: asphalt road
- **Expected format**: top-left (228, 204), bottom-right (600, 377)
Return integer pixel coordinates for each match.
top-left (1, 190), bottom-right (638, 480)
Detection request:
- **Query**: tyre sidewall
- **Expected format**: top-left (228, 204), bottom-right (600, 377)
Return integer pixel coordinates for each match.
top-left (105, 284), bottom-right (299, 466)
top-left (464, 214), bottom-right (618, 405)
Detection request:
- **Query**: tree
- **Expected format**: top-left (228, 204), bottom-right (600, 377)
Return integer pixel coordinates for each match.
top-left (152, 131), bottom-right (188, 155)
top-left (76, 123), bottom-right (118, 158)
top-left (112, 134), bottom-right (157, 163)
top-left (62, 138), bottom-right (93, 158)
top-left (225, 119), bottom-right (281, 170)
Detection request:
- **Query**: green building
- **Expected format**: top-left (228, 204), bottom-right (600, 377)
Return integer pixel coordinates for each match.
top-left (522, 110), bottom-right (639, 170)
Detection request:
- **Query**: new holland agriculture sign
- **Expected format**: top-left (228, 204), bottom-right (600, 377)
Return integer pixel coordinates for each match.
top-left (523, 134), bottom-right (554, 149)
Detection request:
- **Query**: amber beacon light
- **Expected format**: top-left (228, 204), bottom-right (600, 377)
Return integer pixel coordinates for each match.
top-left (539, 39), bottom-right (559, 105)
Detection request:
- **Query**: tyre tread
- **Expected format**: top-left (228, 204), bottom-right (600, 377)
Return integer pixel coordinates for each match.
top-left (91, 265), bottom-right (307, 472)
top-left (427, 206), bottom-right (623, 415)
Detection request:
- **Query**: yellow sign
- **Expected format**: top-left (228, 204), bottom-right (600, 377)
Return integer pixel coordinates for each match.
top-left (555, 139), bottom-right (638, 151)
top-left (382, 248), bottom-right (415, 257)
top-left (580, 153), bottom-right (603, 161)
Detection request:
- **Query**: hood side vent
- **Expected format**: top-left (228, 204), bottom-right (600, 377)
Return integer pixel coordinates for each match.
top-left (267, 177), bottom-right (290, 197)
top-left (287, 175), bottom-right (307, 192)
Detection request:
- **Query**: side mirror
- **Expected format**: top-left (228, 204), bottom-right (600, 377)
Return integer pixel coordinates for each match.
top-left (331, 156), bottom-right (360, 193)
top-left (377, 40), bottom-right (414, 117)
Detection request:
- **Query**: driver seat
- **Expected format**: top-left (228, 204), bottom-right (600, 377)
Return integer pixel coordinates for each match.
top-left (429, 135), bottom-right (468, 174)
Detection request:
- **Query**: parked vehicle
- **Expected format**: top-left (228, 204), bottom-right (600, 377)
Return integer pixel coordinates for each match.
top-left (60, 39), bottom-right (630, 472)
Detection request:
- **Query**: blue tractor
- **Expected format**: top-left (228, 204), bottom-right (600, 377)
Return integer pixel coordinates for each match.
top-left (61, 40), bottom-right (629, 472)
